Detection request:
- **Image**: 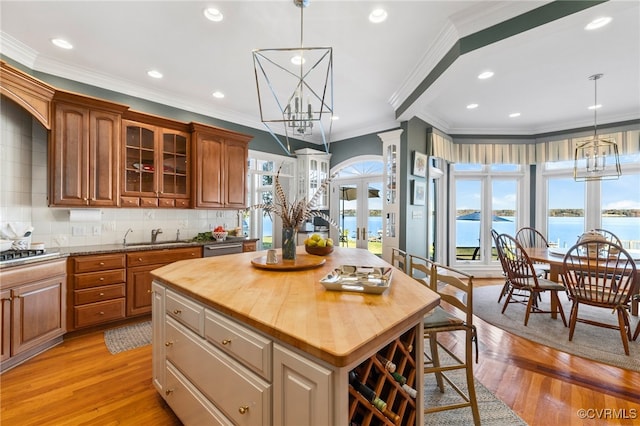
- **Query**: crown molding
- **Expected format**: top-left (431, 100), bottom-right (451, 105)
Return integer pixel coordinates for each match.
top-left (0, 32), bottom-right (38, 68)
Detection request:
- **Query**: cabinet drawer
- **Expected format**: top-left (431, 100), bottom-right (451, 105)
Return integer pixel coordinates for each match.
top-left (205, 310), bottom-right (272, 380)
top-left (159, 198), bottom-right (175, 208)
top-left (127, 247), bottom-right (201, 267)
top-left (140, 197), bottom-right (158, 207)
top-left (74, 269), bottom-right (125, 289)
top-left (166, 319), bottom-right (271, 426)
top-left (166, 289), bottom-right (204, 335)
top-left (165, 362), bottom-right (233, 426)
top-left (74, 283), bottom-right (126, 305)
top-left (243, 241), bottom-right (257, 252)
top-left (72, 254), bottom-right (126, 273)
top-left (175, 199), bottom-right (190, 208)
top-left (120, 196), bottom-right (140, 207)
top-left (74, 299), bottom-right (125, 328)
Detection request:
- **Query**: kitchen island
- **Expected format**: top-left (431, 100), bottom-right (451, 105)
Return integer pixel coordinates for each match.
top-left (151, 246), bottom-right (439, 425)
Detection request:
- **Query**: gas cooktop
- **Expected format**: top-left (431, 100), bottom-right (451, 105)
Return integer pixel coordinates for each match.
top-left (0, 249), bottom-right (61, 267)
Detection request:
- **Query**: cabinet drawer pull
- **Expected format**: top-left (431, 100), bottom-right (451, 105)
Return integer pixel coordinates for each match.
top-left (165, 389), bottom-right (174, 396)
top-left (99, 277), bottom-right (105, 281)
top-left (99, 293), bottom-right (105, 296)
top-left (165, 341), bottom-right (173, 347)
top-left (173, 309), bottom-right (182, 315)
top-left (99, 311), bottom-right (105, 315)
top-left (147, 289), bottom-right (151, 293)
top-left (99, 262), bottom-right (105, 266)
top-left (238, 405), bottom-right (249, 415)
top-left (138, 257), bottom-right (142, 261)
top-left (222, 339), bottom-right (231, 345)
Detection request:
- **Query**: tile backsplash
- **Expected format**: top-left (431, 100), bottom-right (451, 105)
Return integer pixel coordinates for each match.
top-left (1, 94), bottom-right (242, 249)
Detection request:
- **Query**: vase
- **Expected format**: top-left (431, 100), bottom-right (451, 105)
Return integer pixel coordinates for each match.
top-left (282, 227), bottom-right (297, 260)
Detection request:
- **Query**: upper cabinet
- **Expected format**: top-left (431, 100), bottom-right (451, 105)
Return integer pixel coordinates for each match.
top-left (295, 148), bottom-right (331, 209)
top-left (50, 91), bottom-right (128, 207)
top-left (190, 123), bottom-right (252, 209)
top-left (121, 112), bottom-right (190, 208)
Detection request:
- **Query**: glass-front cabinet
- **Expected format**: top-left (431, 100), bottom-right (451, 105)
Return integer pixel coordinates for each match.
top-left (121, 117), bottom-right (190, 208)
top-left (295, 148), bottom-right (331, 209)
top-left (379, 129), bottom-right (403, 263)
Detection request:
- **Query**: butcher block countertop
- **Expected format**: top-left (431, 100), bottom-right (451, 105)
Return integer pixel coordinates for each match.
top-left (151, 246), bottom-right (439, 367)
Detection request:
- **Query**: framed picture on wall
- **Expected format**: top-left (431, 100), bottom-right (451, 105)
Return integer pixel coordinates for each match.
top-left (412, 180), bottom-right (426, 205)
top-left (412, 151), bottom-right (427, 177)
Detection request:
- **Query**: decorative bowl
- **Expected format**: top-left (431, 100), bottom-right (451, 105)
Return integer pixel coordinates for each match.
top-left (305, 244), bottom-right (334, 256)
top-left (212, 231), bottom-right (228, 242)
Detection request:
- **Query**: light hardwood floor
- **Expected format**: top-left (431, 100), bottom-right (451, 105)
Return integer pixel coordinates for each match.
top-left (1, 279), bottom-right (639, 425)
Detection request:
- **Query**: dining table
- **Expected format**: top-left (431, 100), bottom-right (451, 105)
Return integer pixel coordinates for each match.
top-left (525, 246), bottom-right (640, 316)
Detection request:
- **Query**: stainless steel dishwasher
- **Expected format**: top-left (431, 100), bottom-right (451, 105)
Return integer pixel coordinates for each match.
top-left (202, 242), bottom-right (244, 257)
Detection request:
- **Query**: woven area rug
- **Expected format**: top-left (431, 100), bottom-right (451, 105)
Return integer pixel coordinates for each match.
top-left (473, 285), bottom-right (640, 371)
top-left (424, 369), bottom-right (526, 425)
top-left (104, 321), bottom-right (152, 354)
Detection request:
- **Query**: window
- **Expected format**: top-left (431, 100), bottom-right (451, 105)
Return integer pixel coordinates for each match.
top-left (540, 153), bottom-right (640, 249)
top-left (450, 164), bottom-right (525, 267)
top-left (247, 152), bottom-right (295, 250)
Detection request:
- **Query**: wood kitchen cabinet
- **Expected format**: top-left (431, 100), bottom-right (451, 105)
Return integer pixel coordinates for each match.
top-left (126, 247), bottom-right (201, 316)
top-left (50, 92), bottom-right (128, 207)
top-left (1, 259), bottom-right (66, 372)
top-left (121, 112), bottom-right (191, 208)
top-left (68, 253), bottom-right (127, 331)
top-left (190, 123), bottom-right (253, 209)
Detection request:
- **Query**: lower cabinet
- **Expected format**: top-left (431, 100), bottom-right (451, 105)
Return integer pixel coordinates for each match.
top-left (153, 282), bottom-right (336, 425)
top-left (1, 259), bottom-right (66, 372)
top-left (68, 247), bottom-right (201, 331)
top-left (126, 247), bottom-right (201, 316)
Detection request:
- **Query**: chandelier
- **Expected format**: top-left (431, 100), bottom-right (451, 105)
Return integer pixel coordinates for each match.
top-left (573, 73), bottom-right (621, 181)
top-left (252, 0), bottom-right (333, 156)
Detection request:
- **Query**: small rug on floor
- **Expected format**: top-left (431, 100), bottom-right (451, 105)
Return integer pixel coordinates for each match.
top-left (104, 321), bottom-right (152, 354)
top-left (473, 285), bottom-right (640, 372)
top-left (423, 345), bottom-right (526, 425)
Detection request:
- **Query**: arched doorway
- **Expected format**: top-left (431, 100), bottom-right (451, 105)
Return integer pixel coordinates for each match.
top-left (330, 156), bottom-right (384, 256)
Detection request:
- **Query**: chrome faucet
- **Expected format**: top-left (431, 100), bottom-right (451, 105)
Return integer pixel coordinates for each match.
top-left (123, 228), bottom-right (133, 246)
top-left (151, 228), bottom-right (163, 244)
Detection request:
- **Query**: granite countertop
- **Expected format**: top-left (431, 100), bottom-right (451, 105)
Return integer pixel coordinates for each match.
top-left (0, 238), bottom-right (259, 269)
top-left (58, 237), bottom-right (258, 256)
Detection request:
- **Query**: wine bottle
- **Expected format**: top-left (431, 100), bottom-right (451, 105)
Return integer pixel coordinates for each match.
top-left (391, 372), bottom-right (417, 398)
top-left (349, 372), bottom-right (401, 423)
top-left (376, 354), bottom-right (396, 373)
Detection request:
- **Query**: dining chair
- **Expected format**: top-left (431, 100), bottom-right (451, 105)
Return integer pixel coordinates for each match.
top-left (408, 254), bottom-right (480, 425)
top-left (491, 229), bottom-right (511, 303)
top-left (593, 228), bottom-right (623, 246)
top-left (391, 248), bottom-right (407, 273)
top-left (562, 241), bottom-right (637, 355)
top-left (495, 233), bottom-right (567, 326)
top-left (515, 227), bottom-right (551, 278)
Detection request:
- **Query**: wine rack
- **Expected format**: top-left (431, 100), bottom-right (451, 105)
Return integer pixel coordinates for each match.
top-left (348, 327), bottom-right (418, 426)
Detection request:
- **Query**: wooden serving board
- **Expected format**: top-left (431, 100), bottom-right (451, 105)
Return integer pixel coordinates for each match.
top-left (251, 254), bottom-right (326, 271)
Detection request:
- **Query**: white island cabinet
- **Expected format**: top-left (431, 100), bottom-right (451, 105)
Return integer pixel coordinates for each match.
top-left (151, 247), bottom-right (439, 425)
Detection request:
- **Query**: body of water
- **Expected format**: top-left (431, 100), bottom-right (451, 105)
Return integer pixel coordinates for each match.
top-left (456, 216), bottom-right (640, 248)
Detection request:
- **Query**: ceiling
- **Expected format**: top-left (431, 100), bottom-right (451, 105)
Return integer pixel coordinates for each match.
top-left (1, 1), bottom-right (639, 147)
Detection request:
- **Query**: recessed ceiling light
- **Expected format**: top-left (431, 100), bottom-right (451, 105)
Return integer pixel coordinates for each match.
top-left (51, 38), bottom-right (73, 49)
top-left (509, 112), bottom-right (521, 118)
top-left (588, 104), bottom-right (602, 110)
top-left (585, 16), bottom-right (612, 30)
top-left (466, 103), bottom-right (478, 109)
top-left (369, 9), bottom-right (388, 23)
top-left (212, 91), bottom-right (225, 99)
top-left (204, 8), bottom-right (223, 22)
top-left (147, 70), bottom-right (163, 79)
top-left (291, 55), bottom-right (306, 66)
top-left (478, 71), bottom-right (494, 80)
